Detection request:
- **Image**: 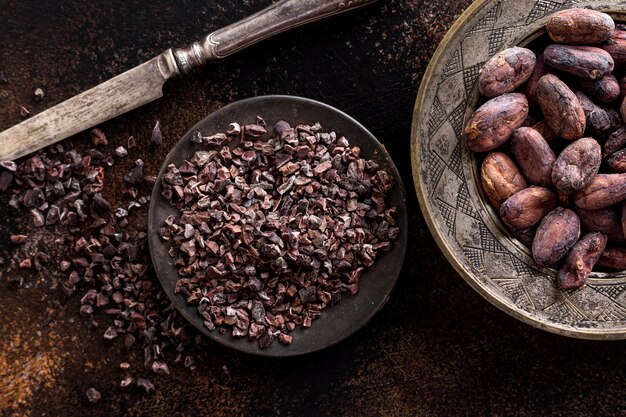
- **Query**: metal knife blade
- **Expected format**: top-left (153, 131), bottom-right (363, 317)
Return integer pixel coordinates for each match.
top-left (0, 51), bottom-right (179, 161)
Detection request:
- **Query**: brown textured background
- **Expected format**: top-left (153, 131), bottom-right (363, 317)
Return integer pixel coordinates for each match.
top-left (2, 0), bottom-right (626, 416)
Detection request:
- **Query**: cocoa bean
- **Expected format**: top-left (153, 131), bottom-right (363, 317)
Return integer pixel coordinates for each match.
top-left (620, 74), bottom-right (626, 99)
top-left (465, 93), bottom-right (529, 152)
top-left (500, 186), bottom-right (557, 229)
top-left (575, 207), bottom-right (625, 242)
top-left (478, 47), bottom-right (536, 97)
top-left (557, 232), bottom-right (607, 289)
top-left (620, 95), bottom-right (626, 124)
top-left (544, 45), bottom-right (614, 80)
top-left (511, 127), bottom-right (556, 186)
top-left (604, 126), bottom-right (626, 157)
top-left (574, 91), bottom-right (614, 137)
top-left (622, 201), bottom-right (626, 240)
top-left (600, 31), bottom-right (626, 65)
top-left (532, 207), bottom-right (580, 267)
top-left (547, 9), bottom-right (615, 45)
top-left (596, 246), bottom-right (626, 269)
top-left (551, 138), bottom-right (601, 194)
top-left (536, 74), bottom-right (586, 140)
top-left (522, 53), bottom-right (552, 108)
top-left (607, 107), bottom-right (623, 133)
top-left (607, 149), bottom-right (626, 173)
top-left (573, 173), bottom-right (626, 209)
top-left (481, 152), bottom-right (527, 210)
top-left (614, 27), bottom-right (626, 40)
top-left (530, 120), bottom-right (557, 143)
top-left (578, 74), bottom-right (620, 103)
top-left (510, 227), bottom-right (536, 247)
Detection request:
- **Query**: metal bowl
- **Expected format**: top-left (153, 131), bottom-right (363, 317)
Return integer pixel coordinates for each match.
top-left (411, 1), bottom-right (626, 339)
top-left (149, 95), bottom-right (407, 356)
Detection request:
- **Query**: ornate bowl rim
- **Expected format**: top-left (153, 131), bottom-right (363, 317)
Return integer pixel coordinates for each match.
top-left (411, 0), bottom-right (626, 340)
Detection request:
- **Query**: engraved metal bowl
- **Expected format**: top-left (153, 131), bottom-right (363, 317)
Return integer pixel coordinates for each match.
top-left (411, 0), bottom-right (626, 339)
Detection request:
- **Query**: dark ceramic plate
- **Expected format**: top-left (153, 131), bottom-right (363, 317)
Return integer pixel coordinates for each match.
top-left (148, 95), bottom-right (407, 356)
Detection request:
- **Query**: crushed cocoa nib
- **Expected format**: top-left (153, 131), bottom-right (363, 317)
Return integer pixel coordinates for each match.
top-left (2, 123), bottom-right (206, 395)
top-left (161, 119), bottom-right (399, 348)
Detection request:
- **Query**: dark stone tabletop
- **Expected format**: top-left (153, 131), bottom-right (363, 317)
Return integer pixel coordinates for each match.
top-left (1, 0), bottom-right (626, 416)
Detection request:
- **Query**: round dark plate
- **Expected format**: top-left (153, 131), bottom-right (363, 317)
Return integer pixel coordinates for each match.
top-left (148, 95), bottom-right (408, 356)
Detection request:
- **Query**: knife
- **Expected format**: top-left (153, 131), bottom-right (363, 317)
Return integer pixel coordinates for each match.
top-left (0, 0), bottom-right (378, 161)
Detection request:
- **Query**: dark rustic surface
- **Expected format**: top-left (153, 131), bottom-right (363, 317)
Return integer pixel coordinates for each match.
top-left (2, 1), bottom-right (626, 416)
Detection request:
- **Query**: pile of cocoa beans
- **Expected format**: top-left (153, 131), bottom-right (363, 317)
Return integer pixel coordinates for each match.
top-left (465, 8), bottom-right (626, 289)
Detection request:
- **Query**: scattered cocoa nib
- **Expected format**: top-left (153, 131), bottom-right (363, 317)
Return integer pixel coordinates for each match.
top-left (33, 87), bottom-right (45, 102)
top-left (161, 119), bottom-right (399, 348)
top-left (136, 378), bottom-right (155, 394)
top-left (90, 128), bottom-right (108, 146)
top-left (115, 146), bottom-right (128, 157)
top-left (85, 388), bottom-right (101, 404)
top-left (1, 140), bottom-right (203, 397)
top-left (20, 106), bottom-right (31, 118)
top-left (10, 234), bottom-right (28, 244)
top-left (152, 121), bottom-right (163, 144)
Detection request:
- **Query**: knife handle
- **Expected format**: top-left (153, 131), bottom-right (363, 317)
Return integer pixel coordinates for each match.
top-left (172, 0), bottom-right (379, 74)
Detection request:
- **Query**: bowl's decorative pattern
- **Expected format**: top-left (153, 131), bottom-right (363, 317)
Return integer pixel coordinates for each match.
top-left (412, 0), bottom-right (626, 338)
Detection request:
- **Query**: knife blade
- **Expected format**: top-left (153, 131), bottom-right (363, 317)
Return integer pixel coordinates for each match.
top-left (0, 0), bottom-right (379, 161)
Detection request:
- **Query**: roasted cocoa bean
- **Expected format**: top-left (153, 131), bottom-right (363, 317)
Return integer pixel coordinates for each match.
top-left (536, 74), bottom-right (586, 140)
top-left (573, 173), bottom-right (626, 209)
top-left (596, 246), bottom-right (626, 269)
top-left (478, 47), bottom-right (536, 97)
top-left (531, 120), bottom-right (557, 143)
top-left (500, 186), bottom-right (557, 229)
top-left (551, 138), bottom-right (601, 194)
top-left (465, 93), bottom-right (529, 152)
top-left (578, 74), bottom-right (620, 103)
top-left (575, 207), bottom-right (625, 242)
top-left (547, 9), bottom-right (615, 45)
top-left (532, 207), bottom-right (580, 267)
top-left (481, 152), bottom-right (527, 210)
top-left (620, 74), bottom-right (626, 99)
top-left (544, 45), bottom-right (614, 80)
top-left (604, 126), bottom-right (626, 157)
top-left (574, 91), bottom-right (614, 137)
top-left (622, 201), bottom-right (626, 241)
top-left (557, 232), bottom-right (607, 289)
top-left (600, 31), bottom-right (626, 65)
top-left (510, 227), bottom-right (536, 247)
top-left (522, 52), bottom-right (551, 108)
top-left (620, 95), bottom-right (626, 124)
top-left (607, 149), bottom-right (626, 173)
top-left (511, 127), bottom-right (556, 186)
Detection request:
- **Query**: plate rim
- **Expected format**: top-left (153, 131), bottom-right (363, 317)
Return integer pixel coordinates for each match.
top-left (148, 94), bottom-right (408, 356)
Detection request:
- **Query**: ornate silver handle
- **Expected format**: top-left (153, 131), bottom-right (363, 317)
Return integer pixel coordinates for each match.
top-left (172, 0), bottom-right (379, 74)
